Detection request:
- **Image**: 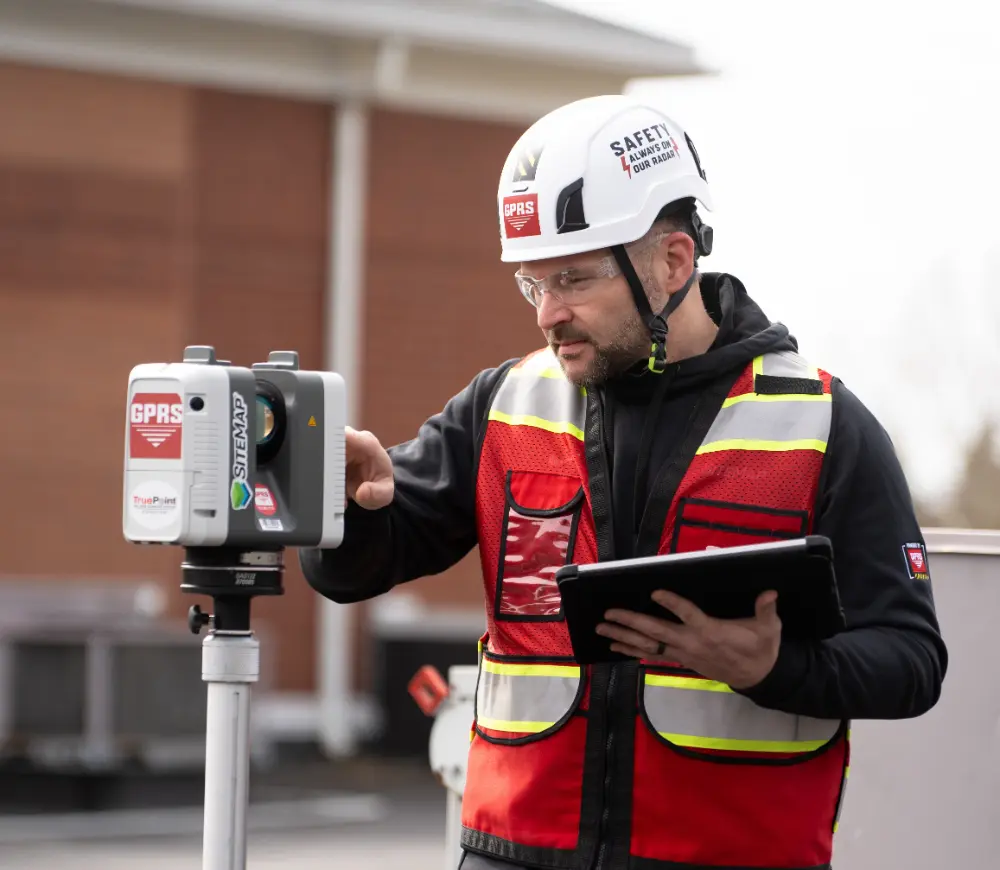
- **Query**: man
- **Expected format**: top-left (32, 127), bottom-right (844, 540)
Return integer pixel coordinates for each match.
top-left (301, 95), bottom-right (947, 870)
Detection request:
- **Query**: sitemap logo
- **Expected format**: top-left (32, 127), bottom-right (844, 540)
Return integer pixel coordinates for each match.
top-left (231, 392), bottom-right (252, 511)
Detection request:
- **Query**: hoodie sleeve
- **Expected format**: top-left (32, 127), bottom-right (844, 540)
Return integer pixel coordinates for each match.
top-left (736, 379), bottom-right (948, 720)
top-left (298, 359), bottom-right (517, 603)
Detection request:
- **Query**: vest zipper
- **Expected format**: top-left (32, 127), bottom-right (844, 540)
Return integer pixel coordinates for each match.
top-left (593, 665), bottom-right (617, 870)
top-left (584, 388), bottom-right (621, 870)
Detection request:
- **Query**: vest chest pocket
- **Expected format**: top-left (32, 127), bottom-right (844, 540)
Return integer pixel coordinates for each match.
top-left (495, 470), bottom-right (584, 622)
top-left (671, 497), bottom-right (809, 553)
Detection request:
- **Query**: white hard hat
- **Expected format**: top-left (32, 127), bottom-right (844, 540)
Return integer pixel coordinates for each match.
top-left (497, 94), bottom-right (714, 263)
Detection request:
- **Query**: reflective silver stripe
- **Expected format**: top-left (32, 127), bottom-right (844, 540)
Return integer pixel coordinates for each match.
top-left (644, 674), bottom-right (839, 752)
top-left (488, 349), bottom-right (586, 441)
top-left (702, 395), bottom-right (833, 447)
top-left (760, 350), bottom-right (820, 380)
top-left (476, 658), bottom-right (581, 734)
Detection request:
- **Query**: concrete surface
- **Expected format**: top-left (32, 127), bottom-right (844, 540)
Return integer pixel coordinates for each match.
top-left (0, 829), bottom-right (449, 870)
top-left (0, 755), bottom-right (454, 870)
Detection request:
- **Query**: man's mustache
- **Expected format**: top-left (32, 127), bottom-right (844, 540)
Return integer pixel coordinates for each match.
top-left (549, 327), bottom-right (591, 344)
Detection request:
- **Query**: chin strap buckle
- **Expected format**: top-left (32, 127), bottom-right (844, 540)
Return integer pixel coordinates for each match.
top-left (647, 343), bottom-right (667, 374)
top-left (647, 316), bottom-right (668, 374)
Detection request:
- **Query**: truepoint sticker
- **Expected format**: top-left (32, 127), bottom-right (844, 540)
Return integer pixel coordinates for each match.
top-left (129, 480), bottom-right (180, 530)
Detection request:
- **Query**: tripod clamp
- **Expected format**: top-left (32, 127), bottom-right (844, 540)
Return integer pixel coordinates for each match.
top-left (181, 547), bottom-right (286, 870)
top-left (183, 548), bottom-right (285, 636)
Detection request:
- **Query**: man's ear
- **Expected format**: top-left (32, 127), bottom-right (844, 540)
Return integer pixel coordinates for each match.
top-left (663, 231), bottom-right (696, 289)
top-left (650, 231), bottom-right (695, 299)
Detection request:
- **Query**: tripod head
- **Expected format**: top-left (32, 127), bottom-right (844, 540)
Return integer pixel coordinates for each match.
top-left (182, 547), bottom-right (285, 635)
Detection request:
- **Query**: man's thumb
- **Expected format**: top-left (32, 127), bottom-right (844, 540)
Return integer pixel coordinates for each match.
top-left (756, 590), bottom-right (779, 621)
top-left (354, 478), bottom-right (393, 510)
top-left (354, 481), bottom-right (375, 507)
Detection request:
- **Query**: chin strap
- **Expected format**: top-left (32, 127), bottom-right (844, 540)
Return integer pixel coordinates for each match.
top-left (611, 244), bottom-right (699, 374)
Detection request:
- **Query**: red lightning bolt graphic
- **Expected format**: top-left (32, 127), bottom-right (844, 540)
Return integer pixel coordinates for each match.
top-left (621, 155), bottom-right (631, 177)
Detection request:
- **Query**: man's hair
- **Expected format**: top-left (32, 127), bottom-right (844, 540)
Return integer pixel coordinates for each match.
top-left (652, 198), bottom-right (700, 260)
top-left (621, 198), bottom-right (704, 270)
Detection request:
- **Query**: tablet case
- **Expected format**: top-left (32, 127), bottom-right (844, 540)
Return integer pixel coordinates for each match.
top-left (555, 536), bottom-right (845, 665)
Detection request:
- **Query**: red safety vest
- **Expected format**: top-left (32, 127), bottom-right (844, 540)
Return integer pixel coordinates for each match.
top-left (462, 347), bottom-right (850, 870)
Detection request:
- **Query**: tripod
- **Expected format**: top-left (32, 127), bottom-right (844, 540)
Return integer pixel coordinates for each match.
top-left (183, 547), bottom-right (285, 870)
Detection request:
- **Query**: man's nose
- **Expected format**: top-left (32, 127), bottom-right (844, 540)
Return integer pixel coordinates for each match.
top-left (536, 292), bottom-right (572, 331)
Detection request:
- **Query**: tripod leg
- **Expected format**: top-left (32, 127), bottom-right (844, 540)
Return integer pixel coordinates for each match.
top-left (201, 632), bottom-right (260, 870)
top-left (445, 788), bottom-right (464, 870)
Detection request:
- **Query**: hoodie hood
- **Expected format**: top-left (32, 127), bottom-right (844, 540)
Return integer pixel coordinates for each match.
top-left (608, 272), bottom-right (797, 398)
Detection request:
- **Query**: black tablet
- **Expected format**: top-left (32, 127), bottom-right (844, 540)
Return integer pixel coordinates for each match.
top-left (555, 535), bottom-right (845, 665)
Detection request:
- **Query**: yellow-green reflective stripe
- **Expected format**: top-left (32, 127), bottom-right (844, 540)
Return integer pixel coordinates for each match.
top-left (697, 438), bottom-right (828, 455)
top-left (487, 410), bottom-right (585, 441)
top-left (513, 348), bottom-right (586, 385)
top-left (477, 717), bottom-right (553, 733)
top-left (726, 352), bottom-right (827, 406)
top-left (517, 348), bottom-right (563, 376)
top-left (656, 733), bottom-right (831, 753)
top-left (481, 660), bottom-right (580, 678)
top-left (721, 392), bottom-right (831, 408)
top-left (477, 659), bottom-right (581, 734)
top-left (645, 673), bottom-right (733, 693)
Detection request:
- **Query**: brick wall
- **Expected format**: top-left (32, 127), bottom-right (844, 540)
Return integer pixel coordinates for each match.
top-left (0, 62), bottom-right (329, 692)
top-left (0, 63), bottom-right (547, 697)
top-left (354, 107), bottom-right (546, 688)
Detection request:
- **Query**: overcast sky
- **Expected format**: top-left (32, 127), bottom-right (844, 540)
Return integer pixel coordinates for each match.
top-left (544, 0), bottom-right (1000, 502)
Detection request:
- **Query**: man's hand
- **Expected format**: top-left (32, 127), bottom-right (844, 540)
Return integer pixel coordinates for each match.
top-left (345, 426), bottom-right (394, 510)
top-left (596, 589), bottom-right (781, 690)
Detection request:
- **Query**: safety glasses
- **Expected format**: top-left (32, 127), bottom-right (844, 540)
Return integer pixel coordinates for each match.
top-left (514, 231), bottom-right (666, 308)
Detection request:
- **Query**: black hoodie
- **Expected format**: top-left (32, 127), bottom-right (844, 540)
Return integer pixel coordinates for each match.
top-left (300, 273), bottom-right (947, 722)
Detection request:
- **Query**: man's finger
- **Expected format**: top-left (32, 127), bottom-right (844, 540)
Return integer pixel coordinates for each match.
top-left (602, 610), bottom-right (684, 644)
top-left (651, 590), bottom-right (708, 627)
top-left (610, 642), bottom-right (677, 662)
top-left (597, 621), bottom-right (664, 655)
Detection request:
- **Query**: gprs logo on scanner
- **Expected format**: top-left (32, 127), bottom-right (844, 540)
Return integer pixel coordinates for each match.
top-left (902, 542), bottom-right (930, 581)
top-left (130, 393), bottom-right (183, 460)
top-left (255, 484), bottom-right (277, 516)
top-left (503, 194), bottom-right (541, 238)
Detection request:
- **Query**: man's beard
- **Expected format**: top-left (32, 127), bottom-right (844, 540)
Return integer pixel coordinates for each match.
top-left (550, 308), bottom-right (647, 387)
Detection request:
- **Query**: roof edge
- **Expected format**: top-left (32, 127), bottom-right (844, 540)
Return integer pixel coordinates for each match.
top-left (82, 0), bottom-right (708, 77)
